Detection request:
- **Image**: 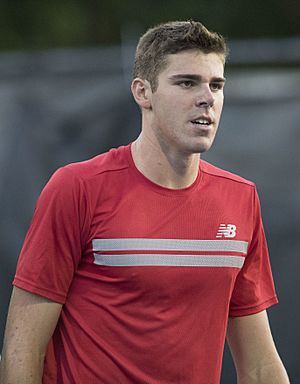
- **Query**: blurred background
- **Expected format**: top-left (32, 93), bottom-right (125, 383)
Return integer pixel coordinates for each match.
top-left (0, 1), bottom-right (299, 382)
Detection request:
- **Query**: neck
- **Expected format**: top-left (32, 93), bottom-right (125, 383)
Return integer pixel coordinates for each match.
top-left (131, 133), bottom-right (200, 189)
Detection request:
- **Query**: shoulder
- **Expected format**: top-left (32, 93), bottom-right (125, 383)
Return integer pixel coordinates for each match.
top-left (200, 160), bottom-right (255, 188)
top-left (59, 145), bottom-right (130, 182)
top-left (41, 145), bottom-right (130, 198)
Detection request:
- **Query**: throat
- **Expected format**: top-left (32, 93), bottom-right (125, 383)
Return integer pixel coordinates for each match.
top-left (131, 139), bottom-right (200, 189)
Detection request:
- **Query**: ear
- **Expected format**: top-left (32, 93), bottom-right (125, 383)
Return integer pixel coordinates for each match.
top-left (131, 78), bottom-right (152, 110)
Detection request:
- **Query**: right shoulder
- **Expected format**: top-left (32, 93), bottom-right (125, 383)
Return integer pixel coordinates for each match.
top-left (38, 145), bottom-right (131, 201)
top-left (61, 145), bottom-right (130, 182)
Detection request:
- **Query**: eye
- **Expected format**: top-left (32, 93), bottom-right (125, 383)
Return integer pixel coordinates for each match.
top-left (210, 82), bottom-right (224, 92)
top-left (178, 80), bottom-right (194, 88)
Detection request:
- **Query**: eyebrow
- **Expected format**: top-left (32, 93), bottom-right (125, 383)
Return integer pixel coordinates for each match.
top-left (169, 74), bottom-right (226, 83)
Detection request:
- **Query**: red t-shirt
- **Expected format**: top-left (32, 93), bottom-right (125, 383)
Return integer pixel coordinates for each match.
top-left (14, 144), bottom-right (278, 384)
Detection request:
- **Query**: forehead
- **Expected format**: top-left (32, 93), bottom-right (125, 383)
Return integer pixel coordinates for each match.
top-left (160, 50), bottom-right (225, 78)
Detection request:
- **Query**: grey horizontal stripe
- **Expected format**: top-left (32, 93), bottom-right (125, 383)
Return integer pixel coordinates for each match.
top-left (93, 253), bottom-right (245, 268)
top-left (92, 238), bottom-right (248, 254)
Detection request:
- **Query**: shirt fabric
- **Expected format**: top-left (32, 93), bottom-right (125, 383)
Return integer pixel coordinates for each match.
top-left (13, 144), bottom-right (278, 384)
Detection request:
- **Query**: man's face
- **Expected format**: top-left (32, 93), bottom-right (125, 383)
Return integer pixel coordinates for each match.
top-left (148, 50), bottom-right (225, 155)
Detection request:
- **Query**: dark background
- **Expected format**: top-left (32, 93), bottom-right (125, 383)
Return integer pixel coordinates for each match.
top-left (0, 0), bottom-right (299, 50)
top-left (0, 1), bottom-right (299, 382)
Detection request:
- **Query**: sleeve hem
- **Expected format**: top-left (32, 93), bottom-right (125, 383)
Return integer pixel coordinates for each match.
top-left (13, 277), bottom-right (67, 304)
top-left (229, 296), bottom-right (279, 317)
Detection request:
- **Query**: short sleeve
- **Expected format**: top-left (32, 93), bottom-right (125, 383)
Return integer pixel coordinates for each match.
top-left (229, 186), bottom-right (278, 317)
top-left (13, 166), bottom-right (91, 304)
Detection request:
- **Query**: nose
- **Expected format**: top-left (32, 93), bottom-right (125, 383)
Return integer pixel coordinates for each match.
top-left (195, 85), bottom-right (214, 108)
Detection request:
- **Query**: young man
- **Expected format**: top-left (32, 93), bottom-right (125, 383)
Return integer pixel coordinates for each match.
top-left (0, 21), bottom-right (289, 384)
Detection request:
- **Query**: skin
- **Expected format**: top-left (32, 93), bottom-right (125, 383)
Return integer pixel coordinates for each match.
top-left (0, 287), bottom-right (62, 384)
top-left (131, 49), bottom-right (225, 189)
top-left (227, 311), bottom-right (290, 383)
top-left (0, 48), bottom-right (289, 384)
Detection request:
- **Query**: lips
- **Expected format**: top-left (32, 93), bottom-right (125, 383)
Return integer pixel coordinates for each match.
top-left (191, 115), bottom-right (213, 126)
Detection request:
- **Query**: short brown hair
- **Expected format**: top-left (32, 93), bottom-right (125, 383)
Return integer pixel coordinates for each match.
top-left (133, 20), bottom-right (228, 91)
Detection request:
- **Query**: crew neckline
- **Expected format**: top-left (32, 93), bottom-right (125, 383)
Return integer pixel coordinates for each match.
top-left (124, 144), bottom-right (202, 196)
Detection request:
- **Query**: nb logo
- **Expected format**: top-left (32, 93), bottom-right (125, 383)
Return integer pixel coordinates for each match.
top-left (216, 224), bottom-right (237, 238)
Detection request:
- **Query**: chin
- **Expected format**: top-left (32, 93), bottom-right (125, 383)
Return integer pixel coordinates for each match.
top-left (187, 139), bottom-right (214, 154)
top-left (198, 144), bottom-right (213, 154)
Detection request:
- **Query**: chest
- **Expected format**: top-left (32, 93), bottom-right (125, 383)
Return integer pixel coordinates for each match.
top-left (77, 183), bottom-right (251, 303)
top-left (88, 181), bottom-right (252, 241)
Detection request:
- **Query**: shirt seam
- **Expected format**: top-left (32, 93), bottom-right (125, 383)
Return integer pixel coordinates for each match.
top-left (201, 167), bottom-right (255, 188)
top-left (229, 295), bottom-right (278, 316)
top-left (13, 277), bottom-right (66, 304)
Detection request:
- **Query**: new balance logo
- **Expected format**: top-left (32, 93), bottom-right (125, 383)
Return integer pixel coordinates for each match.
top-left (216, 224), bottom-right (237, 238)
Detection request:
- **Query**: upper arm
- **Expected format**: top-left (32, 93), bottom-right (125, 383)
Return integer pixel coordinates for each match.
top-left (227, 310), bottom-right (277, 368)
top-left (226, 310), bottom-right (289, 382)
top-left (1, 286), bottom-right (62, 366)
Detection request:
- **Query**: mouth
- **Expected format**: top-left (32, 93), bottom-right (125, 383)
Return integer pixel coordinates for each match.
top-left (190, 116), bottom-right (213, 127)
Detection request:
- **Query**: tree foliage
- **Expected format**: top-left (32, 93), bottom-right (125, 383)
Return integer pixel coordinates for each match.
top-left (0, 0), bottom-right (299, 51)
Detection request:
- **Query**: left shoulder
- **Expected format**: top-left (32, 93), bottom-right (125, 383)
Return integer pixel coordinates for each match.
top-left (200, 160), bottom-right (255, 188)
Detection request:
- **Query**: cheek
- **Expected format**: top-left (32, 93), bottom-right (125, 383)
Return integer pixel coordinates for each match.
top-left (215, 97), bottom-right (224, 116)
top-left (154, 97), bottom-right (182, 121)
